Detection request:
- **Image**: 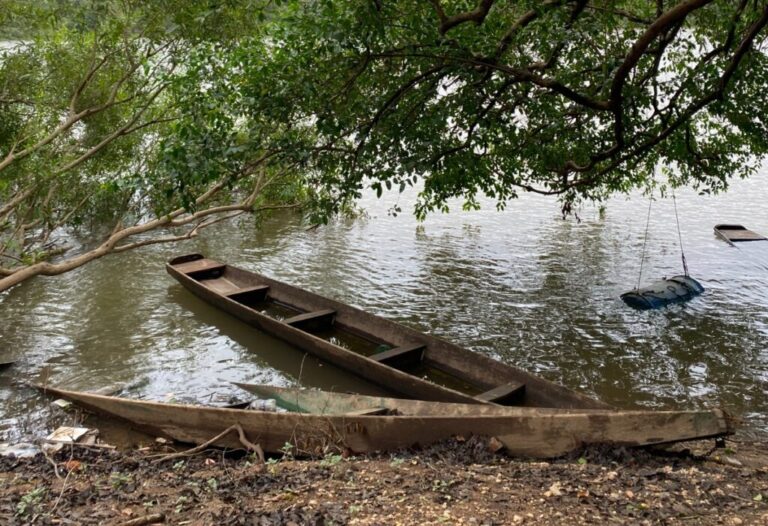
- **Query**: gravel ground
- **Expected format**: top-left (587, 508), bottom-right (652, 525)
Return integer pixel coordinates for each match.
top-left (1, 435), bottom-right (766, 525)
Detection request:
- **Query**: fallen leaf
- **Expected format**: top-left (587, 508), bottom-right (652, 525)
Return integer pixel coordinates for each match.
top-left (64, 460), bottom-right (82, 472)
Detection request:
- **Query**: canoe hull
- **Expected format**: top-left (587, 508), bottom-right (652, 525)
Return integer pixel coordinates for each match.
top-left (40, 386), bottom-right (734, 459)
top-left (166, 254), bottom-right (610, 410)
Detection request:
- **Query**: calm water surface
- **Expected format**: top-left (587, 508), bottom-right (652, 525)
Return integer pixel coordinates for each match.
top-left (2, 175), bottom-right (768, 440)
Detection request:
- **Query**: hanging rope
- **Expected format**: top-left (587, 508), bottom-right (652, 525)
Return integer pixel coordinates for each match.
top-left (672, 189), bottom-right (689, 277)
top-left (636, 191), bottom-right (653, 290)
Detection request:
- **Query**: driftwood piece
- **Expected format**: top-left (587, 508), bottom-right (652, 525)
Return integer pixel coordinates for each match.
top-left (151, 424), bottom-right (264, 464)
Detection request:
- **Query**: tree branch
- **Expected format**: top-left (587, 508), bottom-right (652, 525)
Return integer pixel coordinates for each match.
top-left (430, 0), bottom-right (496, 35)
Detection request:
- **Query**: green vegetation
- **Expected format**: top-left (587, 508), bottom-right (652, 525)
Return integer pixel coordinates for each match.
top-left (265, 0), bottom-right (768, 218)
top-left (15, 486), bottom-right (46, 517)
top-left (0, 1), bottom-right (307, 291)
top-left (3, 1), bottom-right (768, 291)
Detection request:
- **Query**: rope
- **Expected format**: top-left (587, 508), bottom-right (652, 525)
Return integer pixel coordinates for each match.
top-left (672, 190), bottom-right (689, 276)
top-left (637, 192), bottom-right (653, 290)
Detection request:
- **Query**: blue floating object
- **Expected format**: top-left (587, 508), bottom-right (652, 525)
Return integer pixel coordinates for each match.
top-left (620, 275), bottom-right (704, 310)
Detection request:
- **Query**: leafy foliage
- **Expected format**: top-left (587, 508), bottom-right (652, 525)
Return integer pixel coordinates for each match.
top-left (0, 1), bottom-right (308, 290)
top-left (3, 1), bottom-right (768, 290)
top-left (256, 0), bottom-right (768, 217)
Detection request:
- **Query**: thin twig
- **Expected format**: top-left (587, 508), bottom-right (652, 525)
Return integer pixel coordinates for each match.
top-left (150, 425), bottom-right (263, 464)
top-left (42, 448), bottom-right (63, 480)
top-left (50, 466), bottom-right (73, 514)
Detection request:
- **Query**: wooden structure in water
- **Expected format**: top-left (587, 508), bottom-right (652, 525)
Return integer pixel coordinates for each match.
top-left (714, 224), bottom-right (767, 245)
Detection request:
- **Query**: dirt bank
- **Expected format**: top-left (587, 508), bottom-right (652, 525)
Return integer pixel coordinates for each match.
top-left (1, 436), bottom-right (766, 525)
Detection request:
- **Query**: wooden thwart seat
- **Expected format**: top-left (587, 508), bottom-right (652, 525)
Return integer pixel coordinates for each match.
top-left (370, 343), bottom-right (425, 369)
top-left (476, 382), bottom-right (526, 404)
top-left (284, 309), bottom-right (336, 331)
top-left (174, 258), bottom-right (226, 276)
top-left (343, 407), bottom-right (389, 416)
top-left (226, 285), bottom-right (270, 305)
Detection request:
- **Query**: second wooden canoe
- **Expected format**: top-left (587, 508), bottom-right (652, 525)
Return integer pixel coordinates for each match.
top-left (167, 254), bottom-right (609, 410)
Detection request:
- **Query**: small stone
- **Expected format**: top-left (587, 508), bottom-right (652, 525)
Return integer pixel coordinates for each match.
top-left (488, 436), bottom-right (504, 453)
top-left (544, 482), bottom-right (562, 497)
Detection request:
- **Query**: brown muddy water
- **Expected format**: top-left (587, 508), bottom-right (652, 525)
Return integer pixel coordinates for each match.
top-left (1, 176), bottom-right (768, 442)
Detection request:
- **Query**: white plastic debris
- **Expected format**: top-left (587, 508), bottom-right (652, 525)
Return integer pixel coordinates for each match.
top-left (46, 426), bottom-right (92, 443)
top-left (249, 398), bottom-right (278, 412)
top-left (51, 399), bottom-right (72, 410)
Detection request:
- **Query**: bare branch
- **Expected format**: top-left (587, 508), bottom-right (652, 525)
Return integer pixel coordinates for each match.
top-left (431, 0), bottom-right (496, 35)
top-left (495, 0), bottom-right (566, 59)
top-left (610, 0), bottom-right (714, 106)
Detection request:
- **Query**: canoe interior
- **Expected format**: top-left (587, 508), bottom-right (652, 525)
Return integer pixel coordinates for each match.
top-left (714, 224), bottom-right (767, 243)
top-left (234, 383), bottom-right (617, 416)
top-left (167, 254), bottom-right (611, 410)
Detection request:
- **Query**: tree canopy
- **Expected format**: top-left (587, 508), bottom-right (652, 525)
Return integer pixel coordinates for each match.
top-left (2, 0), bottom-right (768, 291)
top-left (262, 0), bottom-right (768, 217)
top-left (0, 1), bottom-right (308, 291)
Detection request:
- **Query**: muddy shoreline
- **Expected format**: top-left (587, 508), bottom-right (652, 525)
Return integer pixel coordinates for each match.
top-left (1, 434), bottom-right (766, 525)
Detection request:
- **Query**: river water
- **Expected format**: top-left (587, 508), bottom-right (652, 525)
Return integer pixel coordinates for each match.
top-left (1, 175), bottom-right (767, 440)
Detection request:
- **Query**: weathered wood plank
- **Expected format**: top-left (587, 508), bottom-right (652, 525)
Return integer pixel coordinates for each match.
top-left (174, 258), bottom-right (226, 276)
top-left (714, 224), bottom-right (767, 244)
top-left (199, 277), bottom-right (242, 295)
top-left (284, 309), bottom-right (336, 332)
top-left (344, 407), bottom-right (390, 416)
top-left (477, 383), bottom-right (526, 404)
top-left (226, 285), bottom-right (270, 306)
top-left (235, 384), bottom-right (611, 416)
top-left (370, 344), bottom-right (425, 368)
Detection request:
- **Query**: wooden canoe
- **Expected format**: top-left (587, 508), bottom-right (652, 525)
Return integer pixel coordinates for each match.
top-left (167, 254), bottom-right (609, 410)
top-left (38, 385), bottom-right (734, 458)
top-left (714, 224), bottom-right (767, 244)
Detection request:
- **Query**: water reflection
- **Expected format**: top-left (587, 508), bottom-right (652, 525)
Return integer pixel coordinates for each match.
top-left (1, 174), bottom-right (767, 440)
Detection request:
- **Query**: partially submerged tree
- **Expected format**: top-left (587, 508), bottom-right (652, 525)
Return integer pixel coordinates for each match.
top-left (267, 0), bottom-right (768, 217)
top-left (0, 2), bottom-right (308, 292)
